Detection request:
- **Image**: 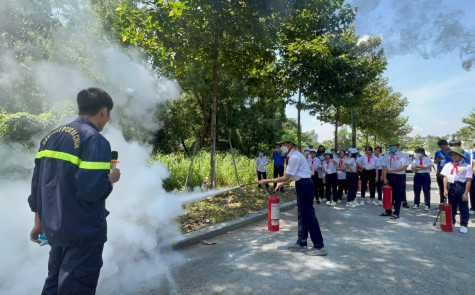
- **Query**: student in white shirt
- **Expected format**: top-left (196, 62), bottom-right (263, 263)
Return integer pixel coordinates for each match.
top-left (374, 147), bottom-right (384, 206)
top-left (357, 146), bottom-right (379, 206)
top-left (323, 149), bottom-right (338, 206)
top-left (259, 134), bottom-right (327, 255)
top-left (411, 147), bottom-right (432, 210)
top-left (345, 148), bottom-right (359, 208)
top-left (308, 149), bottom-right (321, 204)
top-left (256, 150), bottom-right (269, 189)
top-left (441, 147), bottom-right (473, 234)
top-left (379, 138), bottom-right (409, 219)
top-left (336, 150), bottom-right (347, 204)
top-left (317, 154), bottom-right (326, 202)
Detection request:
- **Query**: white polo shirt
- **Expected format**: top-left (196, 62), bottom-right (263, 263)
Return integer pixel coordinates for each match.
top-left (441, 160), bottom-right (473, 183)
top-left (308, 157), bottom-right (321, 176)
top-left (285, 148), bottom-right (311, 181)
top-left (345, 157), bottom-right (357, 173)
top-left (336, 158), bottom-right (347, 179)
top-left (357, 154), bottom-right (377, 170)
top-left (256, 156), bottom-right (268, 173)
top-left (382, 151), bottom-right (409, 175)
top-left (412, 156), bottom-right (431, 174)
top-left (323, 159), bottom-right (337, 174)
top-left (374, 155), bottom-right (383, 169)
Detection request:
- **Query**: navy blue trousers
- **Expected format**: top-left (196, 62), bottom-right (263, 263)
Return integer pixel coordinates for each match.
top-left (296, 178), bottom-right (325, 249)
top-left (385, 174), bottom-right (404, 217)
top-left (470, 173), bottom-right (475, 210)
top-left (325, 173), bottom-right (338, 202)
top-left (377, 169), bottom-right (383, 201)
top-left (347, 173), bottom-right (358, 202)
top-left (448, 182), bottom-right (470, 226)
top-left (42, 245), bottom-right (104, 295)
top-left (413, 173), bottom-right (431, 207)
top-left (360, 169), bottom-right (376, 200)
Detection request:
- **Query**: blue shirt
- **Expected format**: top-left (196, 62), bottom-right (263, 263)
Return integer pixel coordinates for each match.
top-left (463, 151), bottom-right (470, 164)
top-left (28, 117), bottom-right (113, 247)
top-left (434, 149), bottom-right (453, 172)
top-left (272, 151), bottom-right (286, 166)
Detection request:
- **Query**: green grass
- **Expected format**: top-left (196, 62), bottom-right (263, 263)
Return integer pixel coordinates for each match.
top-left (153, 150), bottom-right (274, 191)
top-left (153, 150), bottom-right (295, 233)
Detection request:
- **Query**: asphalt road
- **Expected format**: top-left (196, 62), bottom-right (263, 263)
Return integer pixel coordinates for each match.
top-left (136, 173), bottom-right (475, 295)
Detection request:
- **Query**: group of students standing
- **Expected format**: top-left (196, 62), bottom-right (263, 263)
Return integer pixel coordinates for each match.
top-left (258, 137), bottom-right (474, 229)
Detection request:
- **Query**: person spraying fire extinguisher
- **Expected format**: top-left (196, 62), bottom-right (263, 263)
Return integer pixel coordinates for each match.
top-left (379, 138), bottom-right (409, 220)
top-left (441, 147), bottom-right (473, 234)
top-left (258, 133), bottom-right (327, 256)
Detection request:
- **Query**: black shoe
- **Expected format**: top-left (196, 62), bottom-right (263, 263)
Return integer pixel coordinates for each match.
top-left (402, 202), bottom-right (409, 208)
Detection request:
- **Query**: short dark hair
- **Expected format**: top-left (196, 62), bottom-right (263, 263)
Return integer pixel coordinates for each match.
top-left (415, 147), bottom-right (425, 154)
top-left (437, 139), bottom-right (448, 146)
top-left (375, 146), bottom-right (382, 153)
top-left (449, 140), bottom-right (461, 147)
top-left (317, 145), bottom-right (325, 151)
top-left (365, 145), bottom-right (373, 152)
top-left (77, 87), bottom-right (113, 116)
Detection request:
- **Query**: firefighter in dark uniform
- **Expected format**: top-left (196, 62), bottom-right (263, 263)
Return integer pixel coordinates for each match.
top-left (28, 88), bottom-right (121, 294)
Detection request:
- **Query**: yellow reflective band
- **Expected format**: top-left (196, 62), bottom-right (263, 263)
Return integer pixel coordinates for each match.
top-left (79, 161), bottom-right (111, 170)
top-left (36, 150), bottom-right (80, 166)
top-left (36, 150), bottom-right (111, 170)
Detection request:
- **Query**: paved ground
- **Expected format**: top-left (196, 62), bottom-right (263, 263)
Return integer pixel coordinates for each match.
top-left (137, 173), bottom-right (475, 295)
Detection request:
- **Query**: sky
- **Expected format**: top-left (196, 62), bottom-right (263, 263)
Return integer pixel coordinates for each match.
top-left (286, 0), bottom-right (475, 142)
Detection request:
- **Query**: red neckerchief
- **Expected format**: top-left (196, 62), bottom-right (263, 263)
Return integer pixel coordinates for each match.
top-left (326, 160), bottom-right (331, 169)
top-left (451, 161), bottom-right (460, 175)
top-left (419, 157), bottom-right (423, 165)
top-left (390, 153), bottom-right (395, 168)
top-left (286, 148), bottom-right (295, 167)
top-left (339, 159), bottom-right (343, 167)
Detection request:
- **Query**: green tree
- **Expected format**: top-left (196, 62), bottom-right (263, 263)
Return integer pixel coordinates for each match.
top-left (458, 108), bottom-right (475, 144)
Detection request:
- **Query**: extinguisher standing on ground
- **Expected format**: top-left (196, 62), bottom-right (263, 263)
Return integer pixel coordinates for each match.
top-left (268, 194), bottom-right (280, 232)
top-left (383, 185), bottom-right (392, 210)
top-left (435, 201), bottom-right (453, 232)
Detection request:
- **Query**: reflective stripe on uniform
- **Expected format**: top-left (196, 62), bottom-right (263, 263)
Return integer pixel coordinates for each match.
top-left (36, 150), bottom-right (111, 170)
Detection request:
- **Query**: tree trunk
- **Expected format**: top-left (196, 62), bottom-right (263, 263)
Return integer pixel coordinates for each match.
top-left (297, 86), bottom-right (302, 149)
top-left (334, 107), bottom-right (340, 150)
top-left (210, 40), bottom-right (219, 188)
top-left (351, 108), bottom-right (356, 147)
top-left (181, 138), bottom-right (188, 153)
top-left (365, 132), bottom-right (369, 146)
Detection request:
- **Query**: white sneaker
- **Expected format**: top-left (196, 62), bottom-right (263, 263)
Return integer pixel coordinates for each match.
top-left (330, 201), bottom-right (336, 207)
top-left (323, 198), bottom-right (327, 202)
top-left (378, 200), bottom-right (383, 206)
top-left (366, 199), bottom-right (371, 204)
top-left (326, 201), bottom-right (331, 206)
top-left (318, 198), bottom-right (323, 203)
top-left (425, 205), bottom-right (430, 211)
top-left (349, 202), bottom-right (357, 208)
top-left (360, 200), bottom-right (365, 205)
top-left (460, 226), bottom-right (468, 234)
top-left (372, 200), bottom-right (378, 206)
top-left (352, 201), bottom-right (359, 206)
top-left (413, 204), bottom-right (419, 209)
top-left (469, 210), bottom-right (475, 215)
top-left (337, 200), bottom-right (341, 204)
top-left (346, 202), bottom-right (352, 207)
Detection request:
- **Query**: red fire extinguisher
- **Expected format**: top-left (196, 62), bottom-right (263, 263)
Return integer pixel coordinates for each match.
top-left (438, 203), bottom-right (453, 232)
top-left (382, 185), bottom-right (392, 210)
top-left (268, 195), bottom-right (280, 231)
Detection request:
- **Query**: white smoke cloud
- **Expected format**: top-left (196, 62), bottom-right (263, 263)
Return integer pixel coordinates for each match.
top-left (0, 1), bottom-right (193, 294)
top-left (348, 0), bottom-right (475, 70)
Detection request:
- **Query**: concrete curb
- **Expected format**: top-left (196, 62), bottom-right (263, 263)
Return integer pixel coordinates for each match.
top-left (171, 200), bottom-right (297, 249)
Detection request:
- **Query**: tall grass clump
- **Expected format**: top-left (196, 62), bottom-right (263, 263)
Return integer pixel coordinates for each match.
top-left (152, 150), bottom-right (274, 191)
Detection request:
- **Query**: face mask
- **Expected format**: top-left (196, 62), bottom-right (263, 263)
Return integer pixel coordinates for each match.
top-left (415, 153), bottom-right (421, 158)
top-left (320, 156), bottom-right (325, 161)
top-left (259, 153), bottom-right (263, 157)
top-left (305, 151), bottom-right (309, 155)
top-left (281, 145), bottom-right (289, 154)
top-left (389, 146), bottom-right (397, 153)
